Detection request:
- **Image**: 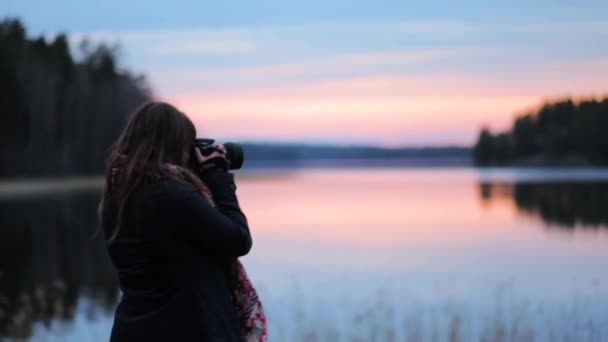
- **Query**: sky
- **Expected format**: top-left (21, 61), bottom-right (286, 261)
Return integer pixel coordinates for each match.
top-left (3, 0), bottom-right (608, 146)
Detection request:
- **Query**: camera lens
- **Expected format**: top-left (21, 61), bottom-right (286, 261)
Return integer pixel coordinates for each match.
top-left (224, 142), bottom-right (244, 170)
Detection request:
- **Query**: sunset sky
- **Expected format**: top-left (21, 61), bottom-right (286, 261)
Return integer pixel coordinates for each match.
top-left (4, 0), bottom-right (608, 146)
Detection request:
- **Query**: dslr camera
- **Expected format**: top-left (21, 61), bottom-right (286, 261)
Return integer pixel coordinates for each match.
top-left (191, 138), bottom-right (244, 172)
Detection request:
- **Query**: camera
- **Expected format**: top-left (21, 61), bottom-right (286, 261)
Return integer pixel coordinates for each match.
top-left (191, 138), bottom-right (244, 171)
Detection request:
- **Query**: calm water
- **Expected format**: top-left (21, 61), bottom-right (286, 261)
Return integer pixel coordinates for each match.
top-left (1, 168), bottom-right (608, 341)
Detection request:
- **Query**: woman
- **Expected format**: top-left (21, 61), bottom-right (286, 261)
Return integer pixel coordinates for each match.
top-left (98, 101), bottom-right (266, 342)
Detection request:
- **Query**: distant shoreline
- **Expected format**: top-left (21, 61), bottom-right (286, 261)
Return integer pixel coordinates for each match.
top-left (0, 157), bottom-right (472, 197)
top-left (0, 176), bottom-right (104, 198)
top-left (4, 163), bottom-right (608, 198)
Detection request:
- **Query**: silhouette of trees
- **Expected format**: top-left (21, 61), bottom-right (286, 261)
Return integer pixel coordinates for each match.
top-left (0, 18), bottom-right (150, 178)
top-left (474, 97), bottom-right (608, 165)
top-left (473, 129), bottom-right (511, 165)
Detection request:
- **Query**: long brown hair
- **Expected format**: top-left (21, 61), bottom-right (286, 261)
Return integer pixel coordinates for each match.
top-left (97, 101), bottom-right (202, 241)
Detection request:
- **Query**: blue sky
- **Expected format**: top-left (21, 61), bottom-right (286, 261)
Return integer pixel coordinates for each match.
top-left (6, 1), bottom-right (608, 31)
top-left (4, 0), bottom-right (608, 146)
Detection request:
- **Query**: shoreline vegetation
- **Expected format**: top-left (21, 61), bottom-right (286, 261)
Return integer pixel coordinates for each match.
top-left (474, 97), bottom-right (608, 166)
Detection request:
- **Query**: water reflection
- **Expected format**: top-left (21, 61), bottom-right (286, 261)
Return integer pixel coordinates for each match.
top-left (0, 190), bottom-right (118, 340)
top-left (480, 182), bottom-right (608, 229)
top-left (1, 169), bottom-right (608, 341)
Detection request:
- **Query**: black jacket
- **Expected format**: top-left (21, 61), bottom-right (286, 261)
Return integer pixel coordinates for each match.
top-left (101, 170), bottom-right (252, 342)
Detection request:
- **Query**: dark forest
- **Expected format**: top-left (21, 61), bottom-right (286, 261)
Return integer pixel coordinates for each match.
top-left (474, 97), bottom-right (608, 166)
top-left (0, 18), bottom-right (150, 178)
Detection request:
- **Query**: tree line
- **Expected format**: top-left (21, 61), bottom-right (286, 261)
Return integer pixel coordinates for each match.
top-left (473, 97), bottom-right (608, 165)
top-left (0, 18), bottom-right (150, 178)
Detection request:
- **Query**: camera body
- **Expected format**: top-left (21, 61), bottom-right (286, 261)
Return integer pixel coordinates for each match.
top-left (191, 138), bottom-right (244, 171)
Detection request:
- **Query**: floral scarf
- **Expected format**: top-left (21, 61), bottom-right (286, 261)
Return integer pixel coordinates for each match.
top-left (109, 154), bottom-right (268, 341)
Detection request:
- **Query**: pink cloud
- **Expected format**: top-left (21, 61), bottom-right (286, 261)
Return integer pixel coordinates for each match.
top-left (162, 58), bottom-right (608, 145)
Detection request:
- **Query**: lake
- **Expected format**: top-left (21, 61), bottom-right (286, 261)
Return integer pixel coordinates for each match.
top-left (1, 167), bottom-right (607, 341)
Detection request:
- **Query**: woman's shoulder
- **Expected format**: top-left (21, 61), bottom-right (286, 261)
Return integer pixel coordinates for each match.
top-left (141, 178), bottom-right (200, 200)
top-left (102, 179), bottom-right (199, 209)
top-left (124, 180), bottom-right (202, 219)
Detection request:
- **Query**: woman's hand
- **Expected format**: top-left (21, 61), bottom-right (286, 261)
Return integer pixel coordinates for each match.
top-left (194, 144), bottom-right (237, 192)
top-left (194, 144), bottom-right (227, 165)
top-left (194, 144), bottom-right (231, 175)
